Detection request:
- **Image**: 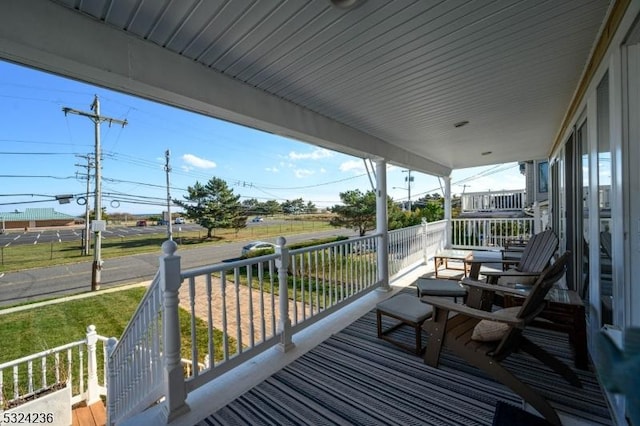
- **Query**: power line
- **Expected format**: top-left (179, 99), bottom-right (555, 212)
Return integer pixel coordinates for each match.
top-left (0, 151), bottom-right (79, 155)
top-left (0, 174), bottom-right (76, 179)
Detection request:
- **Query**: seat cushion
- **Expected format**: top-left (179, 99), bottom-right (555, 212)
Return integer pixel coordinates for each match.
top-left (471, 307), bottom-right (521, 341)
top-left (416, 278), bottom-right (467, 297)
top-left (376, 293), bottom-right (433, 323)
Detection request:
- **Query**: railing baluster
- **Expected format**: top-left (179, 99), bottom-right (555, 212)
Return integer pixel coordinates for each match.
top-left (66, 349), bottom-right (72, 390)
top-left (247, 263), bottom-right (255, 348)
top-left (12, 366), bottom-right (18, 400)
top-left (221, 273), bottom-right (229, 361)
top-left (316, 250), bottom-right (321, 313)
top-left (270, 261), bottom-right (276, 337)
top-left (234, 268), bottom-right (242, 353)
top-left (292, 255), bottom-right (298, 324)
top-left (41, 356), bottom-right (46, 390)
top-left (79, 346), bottom-right (84, 396)
top-left (27, 361), bottom-right (33, 395)
top-left (189, 276), bottom-right (198, 376)
top-left (206, 273), bottom-right (214, 369)
top-left (256, 262), bottom-right (264, 343)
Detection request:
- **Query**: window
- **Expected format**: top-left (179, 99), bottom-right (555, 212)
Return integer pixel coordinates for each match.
top-left (538, 161), bottom-right (549, 193)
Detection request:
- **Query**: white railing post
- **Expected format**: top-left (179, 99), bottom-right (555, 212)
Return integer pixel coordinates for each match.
top-left (106, 337), bottom-right (118, 426)
top-left (533, 202), bottom-right (542, 233)
top-left (85, 325), bottom-right (100, 405)
top-left (422, 218), bottom-right (429, 265)
top-left (444, 176), bottom-right (452, 248)
top-left (275, 236), bottom-right (294, 352)
top-left (160, 240), bottom-right (189, 421)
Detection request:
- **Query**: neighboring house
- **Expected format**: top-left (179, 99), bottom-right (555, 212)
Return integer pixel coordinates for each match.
top-left (0, 208), bottom-right (78, 230)
top-left (519, 159), bottom-right (550, 207)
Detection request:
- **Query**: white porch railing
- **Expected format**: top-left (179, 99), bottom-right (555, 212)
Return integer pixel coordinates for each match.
top-left (0, 219), bottom-right (541, 424)
top-left (388, 220), bottom-right (447, 276)
top-left (106, 221), bottom-right (451, 424)
top-left (461, 189), bottom-right (526, 212)
top-left (0, 325), bottom-right (109, 410)
top-left (451, 217), bottom-right (534, 249)
top-left (106, 271), bottom-right (163, 425)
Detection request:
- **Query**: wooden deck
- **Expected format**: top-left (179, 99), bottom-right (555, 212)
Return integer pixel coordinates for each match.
top-left (72, 401), bottom-right (106, 426)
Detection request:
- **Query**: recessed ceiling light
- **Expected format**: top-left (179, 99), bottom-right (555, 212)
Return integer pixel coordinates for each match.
top-left (481, 151), bottom-right (492, 156)
top-left (454, 120), bottom-right (469, 128)
top-left (330, 0), bottom-right (362, 9)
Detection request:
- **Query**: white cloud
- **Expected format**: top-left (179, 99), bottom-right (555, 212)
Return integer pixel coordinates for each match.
top-left (339, 160), bottom-right (365, 173)
top-left (182, 153), bottom-right (216, 169)
top-left (319, 168), bottom-right (327, 173)
top-left (288, 148), bottom-right (334, 160)
top-left (265, 167), bottom-right (279, 173)
top-left (294, 169), bottom-right (314, 178)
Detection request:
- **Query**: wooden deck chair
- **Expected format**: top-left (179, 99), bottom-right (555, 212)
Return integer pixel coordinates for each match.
top-left (422, 251), bottom-right (579, 426)
top-left (468, 229), bottom-right (558, 285)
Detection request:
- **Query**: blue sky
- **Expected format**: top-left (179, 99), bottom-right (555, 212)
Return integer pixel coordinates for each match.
top-left (0, 61), bottom-right (524, 216)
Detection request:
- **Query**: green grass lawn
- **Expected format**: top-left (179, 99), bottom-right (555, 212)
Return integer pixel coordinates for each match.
top-left (0, 287), bottom-right (235, 407)
top-left (0, 287), bottom-right (232, 365)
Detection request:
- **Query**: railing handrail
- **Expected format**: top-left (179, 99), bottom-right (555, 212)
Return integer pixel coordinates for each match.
top-left (0, 340), bottom-right (85, 369)
top-left (181, 234), bottom-right (383, 280)
top-left (109, 271), bottom-right (160, 355)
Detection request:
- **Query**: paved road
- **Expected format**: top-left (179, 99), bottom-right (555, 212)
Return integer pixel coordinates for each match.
top-left (0, 229), bottom-right (356, 308)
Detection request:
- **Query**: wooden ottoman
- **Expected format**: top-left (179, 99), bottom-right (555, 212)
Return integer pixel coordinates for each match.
top-left (376, 293), bottom-right (433, 354)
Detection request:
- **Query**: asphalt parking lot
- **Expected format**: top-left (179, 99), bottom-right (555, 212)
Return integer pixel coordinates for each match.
top-left (0, 223), bottom-right (205, 247)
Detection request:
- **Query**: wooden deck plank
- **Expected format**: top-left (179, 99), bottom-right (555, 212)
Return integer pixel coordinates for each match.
top-left (89, 401), bottom-right (106, 426)
top-left (72, 402), bottom-right (105, 426)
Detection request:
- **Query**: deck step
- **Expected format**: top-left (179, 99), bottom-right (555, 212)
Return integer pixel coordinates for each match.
top-left (72, 401), bottom-right (106, 426)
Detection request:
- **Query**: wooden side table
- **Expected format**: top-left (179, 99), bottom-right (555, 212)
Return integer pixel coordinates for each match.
top-left (433, 249), bottom-right (472, 278)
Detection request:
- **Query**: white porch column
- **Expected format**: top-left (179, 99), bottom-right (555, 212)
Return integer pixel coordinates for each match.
top-left (375, 159), bottom-right (391, 292)
top-left (85, 325), bottom-right (100, 405)
top-left (160, 240), bottom-right (189, 421)
top-left (443, 176), bottom-right (452, 248)
top-left (276, 236), bottom-right (294, 351)
top-left (533, 202), bottom-right (542, 234)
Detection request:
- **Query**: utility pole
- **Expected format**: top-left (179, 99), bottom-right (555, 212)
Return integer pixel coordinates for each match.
top-left (63, 96), bottom-right (127, 291)
top-left (403, 169), bottom-right (414, 211)
top-left (165, 149), bottom-right (173, 241)
top-left (75, 154), bottom-right (94, 256)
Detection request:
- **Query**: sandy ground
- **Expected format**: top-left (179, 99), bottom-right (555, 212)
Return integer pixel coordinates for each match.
top-left (178, 274), bottom-right (313, 349)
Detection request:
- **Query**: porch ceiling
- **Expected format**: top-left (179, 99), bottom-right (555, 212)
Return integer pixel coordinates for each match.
top-left (0, 0), bottom-right (612, 175)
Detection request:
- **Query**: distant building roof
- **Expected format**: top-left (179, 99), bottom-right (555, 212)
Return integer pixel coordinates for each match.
top-left (0, 208), bottom-right (77, 221)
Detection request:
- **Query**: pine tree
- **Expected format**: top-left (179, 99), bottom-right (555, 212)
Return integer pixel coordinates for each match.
top-left (174, 177), bottom-right (247, 239)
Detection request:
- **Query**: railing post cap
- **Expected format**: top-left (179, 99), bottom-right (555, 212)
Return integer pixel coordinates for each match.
top-left (86, 324), bottom-right (96, 333)
top-left (162, 239), bottom-right (178, 255)
top-left (277, 236), bottom-right (287, 246)
top-left (106, 337), bottom-right (118, 351)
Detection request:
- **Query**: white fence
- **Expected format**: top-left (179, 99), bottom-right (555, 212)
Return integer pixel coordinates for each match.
top-left (0, 325), bottom-right (108, 410)
top-left (461, 189), bottom-right (526, 212)
top-left (451, 218), bottom-right (534, 249)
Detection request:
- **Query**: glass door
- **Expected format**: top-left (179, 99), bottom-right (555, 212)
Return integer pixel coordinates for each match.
top-left (596, 72), bottom-right (613, 326)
